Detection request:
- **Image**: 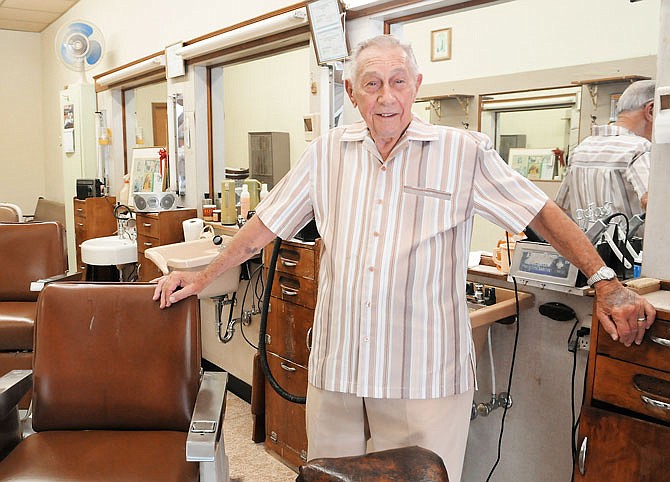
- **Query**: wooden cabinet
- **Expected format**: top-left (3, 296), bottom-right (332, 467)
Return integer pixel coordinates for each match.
top-left (262, 239), bottom-right (320, 469)
top-left (575, 295), bottom-right (670, 481)
top-left (73, 196), bottom-right (117, 276)
top-left (135, 209), bottom-right (196, 281)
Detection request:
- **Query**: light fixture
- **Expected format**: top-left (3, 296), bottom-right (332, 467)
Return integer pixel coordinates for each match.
top-left (481, 95), bottom-right (577, 111)
top-left (96, 55), bottom-right (165, 87)
top-left (176, 8), bottom-right (307, 60)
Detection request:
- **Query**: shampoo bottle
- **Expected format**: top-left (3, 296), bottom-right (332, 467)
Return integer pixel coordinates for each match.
top-left (240, 184), bottom-right (250, 219)
top-left (119, 174), bottom-right (130, 205)
top-left (260, 183), bottom-right (269, 202)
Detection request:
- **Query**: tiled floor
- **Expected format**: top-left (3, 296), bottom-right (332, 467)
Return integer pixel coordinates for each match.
top-left (224, 392), bottom-right (297, 482)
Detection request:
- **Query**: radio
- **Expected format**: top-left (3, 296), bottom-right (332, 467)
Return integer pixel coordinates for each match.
top-left (133, 192), bottom-right (178, 212)
top-left (76, 179), bottom-right (103, 200)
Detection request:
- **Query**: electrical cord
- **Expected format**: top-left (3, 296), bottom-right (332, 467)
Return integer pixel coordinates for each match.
top-left (567, 317), bottom-right (579, 468)
top-left (238, 263), bottom-right (264, 350)
top-left (485, 233), bottom-right (521, 482)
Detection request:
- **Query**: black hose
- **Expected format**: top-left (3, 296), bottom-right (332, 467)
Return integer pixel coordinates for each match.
top-left (258, 237), bottom-right (307, 404)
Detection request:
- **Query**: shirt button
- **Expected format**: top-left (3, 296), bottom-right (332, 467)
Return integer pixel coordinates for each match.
top-left (363, 336), bottom-right (370, 342)
top-left (376, 199), bottom-right (383, 205)
top-left (380, 166), bottom-right (387, 171)
top-left (366, 301), bottom-right (371, 307)
top-left (368, 266), bottom-right (374, 272)
top-left (373, 231), bottom-right (379, 237)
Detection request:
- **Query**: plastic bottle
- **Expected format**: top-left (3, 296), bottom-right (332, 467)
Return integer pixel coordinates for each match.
top-left (260, 183), bottom-right (269, 202)
top-left (240, 184), bottom-right (250, 219)
top-left (118, 174), bottom-right (130, 205)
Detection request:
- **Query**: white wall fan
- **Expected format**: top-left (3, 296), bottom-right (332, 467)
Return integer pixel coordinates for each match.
top-left (55, 20), bottom-right (105, 83)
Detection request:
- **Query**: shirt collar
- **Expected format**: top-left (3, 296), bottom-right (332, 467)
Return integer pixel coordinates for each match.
top-left (340, 115), bottom-right (441, 144)
top-left (591, 124), bottom-right (637, 137)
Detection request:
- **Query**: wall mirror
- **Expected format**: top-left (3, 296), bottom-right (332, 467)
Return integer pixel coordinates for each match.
top-left (207, 44), bottom-right (312, 200)
top-left (122, 80), bottom-right (168, 174)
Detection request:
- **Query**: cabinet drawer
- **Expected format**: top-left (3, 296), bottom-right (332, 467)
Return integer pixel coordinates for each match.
top-left (136, 214), bottom-right (161, 238)
top-left (575, 405), bottom-right (670, 481)
top-left (136, 233), bottom-right (159, 254)
top-left (270, 273), bottom-right (317, 310)
top-left (267, 299), bottom-right (313, 368)
top-left (266, 352), bottom-right (308, 399)
top-left (265, 244), bottom-right (316, 280)
top-left (593, 355), bottom-right (670, 423)
top-left (138, 252), bottom-right (163, 282)
top-left (73, 201), bottom-right (87, 219)
top-left (597, 319), bottom-right (670, 373)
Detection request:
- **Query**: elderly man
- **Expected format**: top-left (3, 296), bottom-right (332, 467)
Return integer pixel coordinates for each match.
top-left (154, 35), bottom-right (655, 481)
top-left (556, 79), bottom-right (654, 222)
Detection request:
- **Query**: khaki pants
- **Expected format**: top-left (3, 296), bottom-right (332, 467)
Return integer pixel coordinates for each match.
top-left (306, 384), bottom-right (475, 482)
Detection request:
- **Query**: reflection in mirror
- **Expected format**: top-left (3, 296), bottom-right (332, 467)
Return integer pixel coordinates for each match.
top-left (122, 80), bottom-right (167, 173)
top-left (209, 45), bottom-right (311, 201)
top-left (171, 93), bottom-right (186, 195)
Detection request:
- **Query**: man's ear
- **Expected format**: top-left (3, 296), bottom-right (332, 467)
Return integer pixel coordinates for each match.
top-left (345, 79), bottom-right (356, 107)
top-left (644, 101), bottom-right (654, 121)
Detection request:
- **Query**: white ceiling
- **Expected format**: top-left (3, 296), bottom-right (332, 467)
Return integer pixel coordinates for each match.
top-left (0, 0), bottom-right (79, 33)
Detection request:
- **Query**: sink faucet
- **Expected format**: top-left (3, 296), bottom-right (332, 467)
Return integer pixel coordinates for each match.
top-left (113, 204), bottom-right (135, 240)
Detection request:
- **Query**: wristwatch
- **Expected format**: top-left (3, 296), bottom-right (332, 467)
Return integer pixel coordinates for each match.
top-left (587, 266), bottom-right (617, 287)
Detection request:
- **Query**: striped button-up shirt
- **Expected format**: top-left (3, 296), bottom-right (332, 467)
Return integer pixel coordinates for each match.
top-left (555, 124), bottom-right (650, 223)
top-left (256, 116), bottom-right (547, 399)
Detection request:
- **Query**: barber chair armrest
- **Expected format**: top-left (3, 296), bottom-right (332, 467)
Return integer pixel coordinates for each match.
top-left (186, 371), bottom-right (228, 462)
top-left (0, 370), bottom-right (32, 419)
top-left (30, 272), bottom-right (83, 292)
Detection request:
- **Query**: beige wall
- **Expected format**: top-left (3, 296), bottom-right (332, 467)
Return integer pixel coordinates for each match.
top-left (0, 30), bottom-right (44, 212)
top-left (223, 47), bottom-right (311, 170)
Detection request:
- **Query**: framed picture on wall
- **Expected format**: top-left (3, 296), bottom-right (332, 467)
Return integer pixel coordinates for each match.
top-left (431, 28), bottom-right (452, 62)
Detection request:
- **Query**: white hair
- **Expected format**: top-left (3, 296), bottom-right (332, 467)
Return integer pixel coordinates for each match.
top-left (616, 80), bottom-right (655, 114)
top-left (344, 34), bottom-right (419, 84)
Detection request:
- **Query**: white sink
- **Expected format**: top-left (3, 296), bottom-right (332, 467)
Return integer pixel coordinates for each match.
top-left (81, 236), bottom-right (138, 266)
top-left (144, 236), bottom-right (240, 299)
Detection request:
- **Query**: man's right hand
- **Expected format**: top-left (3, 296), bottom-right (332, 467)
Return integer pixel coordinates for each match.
top-left (152, 271), bottom-right (204, 308)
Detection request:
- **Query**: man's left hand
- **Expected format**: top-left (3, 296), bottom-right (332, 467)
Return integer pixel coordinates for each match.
top-left (595, 280), bottom-right (656, 346)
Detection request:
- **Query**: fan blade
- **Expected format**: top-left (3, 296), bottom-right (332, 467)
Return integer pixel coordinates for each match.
top-left (68, 22), bottom-right (94, 37)
top-left (86, 41), bottom-right (102, 65)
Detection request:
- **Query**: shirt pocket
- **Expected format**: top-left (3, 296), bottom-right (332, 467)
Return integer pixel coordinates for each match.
top-left (402, 184), bottom-right (455, 234)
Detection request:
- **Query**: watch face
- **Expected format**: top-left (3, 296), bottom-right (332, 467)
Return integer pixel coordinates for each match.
top-left (600, 267), bottom-right (616, 280)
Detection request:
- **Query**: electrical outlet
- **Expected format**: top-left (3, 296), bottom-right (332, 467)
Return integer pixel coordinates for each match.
top-left (578, 334), bottom-right (590, 351)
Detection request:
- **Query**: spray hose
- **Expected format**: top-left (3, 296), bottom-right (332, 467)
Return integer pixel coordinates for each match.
top-left (258, 237), bottom-right (307, 404)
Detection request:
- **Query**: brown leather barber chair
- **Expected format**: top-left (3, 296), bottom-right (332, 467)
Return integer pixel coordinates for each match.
top-left (0, 283), bottom-right (229, 481)
top-left (0, 222), bottom-right (68, 388)
top-left (296, 446), bottom-right (449, 482)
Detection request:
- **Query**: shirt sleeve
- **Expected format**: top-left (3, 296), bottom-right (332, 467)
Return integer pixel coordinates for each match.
top-left (625, 150), bottom-right (650, 201)
top-left (470, 134), bottom-right (549, 234)
top-left (254, 141), bottom-right (316, 241)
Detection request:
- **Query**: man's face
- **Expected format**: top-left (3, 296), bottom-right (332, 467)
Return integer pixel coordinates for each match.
top-left (346, 45), bottom-right (422, 146)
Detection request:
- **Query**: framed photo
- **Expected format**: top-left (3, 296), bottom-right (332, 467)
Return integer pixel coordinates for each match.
top-left (431, 28), bottom-right (452, 62)
top-left (128, 147), bottom-right (164, 207)
top-left (306, 0), bottom-right (349, 65)
top-left (508, 148), bottom-right (556, 181)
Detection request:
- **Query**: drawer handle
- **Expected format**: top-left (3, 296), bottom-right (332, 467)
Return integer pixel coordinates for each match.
top-left (280, 256), bottom-right (298, 267)
top-left (641, 394), bottom-right (670, 411)
top-left (76, 208), bottom-right (83, 213)
top-left (280, 284), bottom-right (298, 296)
top-left (306, 327), bottom-right (313, 352)
top-left (143, 223), bottom-right (153, 228)
top-left (650, 334), bottom-right (670, 347)
top-left (143, 242), bottom-right (153, 247)
top-left (578, 436), bottom-right (588, 475)
top-left (280, 362), bottom-right (296, 372)
top-left (78, 223), bottom-right (84, 227)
